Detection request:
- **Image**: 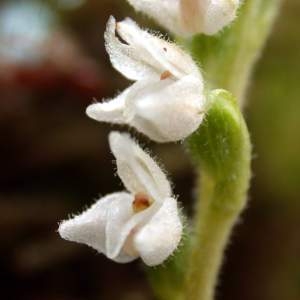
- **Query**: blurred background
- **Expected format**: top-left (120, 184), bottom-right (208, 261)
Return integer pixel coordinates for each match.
top-left (0, 0), bottom-right (299, 299)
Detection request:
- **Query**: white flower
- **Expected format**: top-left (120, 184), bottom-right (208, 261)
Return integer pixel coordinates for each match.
top-left (181, 0), bottom-right (240, 35)
top-left (127, 0), bottom-right (240, 36)
top-left (58, 131), bottom-right (183, 266)
top-left (86, 16), bottom-right (205, 143)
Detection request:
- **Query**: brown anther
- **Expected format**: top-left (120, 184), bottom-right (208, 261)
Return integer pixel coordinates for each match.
top-left (160, 70), bottom-right (172, 80)
top-left (133, 193), bottom-right (151, 213)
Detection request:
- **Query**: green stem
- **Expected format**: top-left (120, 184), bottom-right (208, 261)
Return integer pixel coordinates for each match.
top-left (184, 90), bottom-right (251, 300)
top-left (180, 1), bottom-right (282, 299)
top-left (185, 0), bottom-right (282, 107)
top-left (185, 175), bottom-right (238, 300)
top-left (147, 1), bottom-right (281, 299)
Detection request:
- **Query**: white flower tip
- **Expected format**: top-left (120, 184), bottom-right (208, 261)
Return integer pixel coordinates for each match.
top-left (85, 103), bottom-right (98, 120)
top-left (58, 218), bottom-right (86, 246)
top-left (108, 130), bottom-right (123, 147)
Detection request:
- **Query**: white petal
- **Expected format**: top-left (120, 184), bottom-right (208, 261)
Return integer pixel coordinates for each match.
top-left (85, 75), bottom-right (204, 142)
top-left (109, 131), bottom-right (171, 201)
top-left (58, 192), bottom-right (135, 263)
top-left (127, 0), bottom-right (185, 36)
top-left (106, 201), bottom-right (160, 261)
top-left (203, 0), bottom-right (240, 35)
top-left (117, 18), bottom-right (201, 79)
top-left (181, 0), bottom-right (240, 35)
top-left (86, 88), bottom-right (127, 124)
top-left (134, 197), bottom-right (183, 266)
top-left (105, 16), bottom-right (201, 80)
top-left (105, 16), bottom-right (159, 81)
top-left (126, 75), bottom-right (205, 142)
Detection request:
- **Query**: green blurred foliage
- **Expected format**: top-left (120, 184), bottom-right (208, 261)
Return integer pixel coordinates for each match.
top-left (248, 0), bottom-right (300, 207)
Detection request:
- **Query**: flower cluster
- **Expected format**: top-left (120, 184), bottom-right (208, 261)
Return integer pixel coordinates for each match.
top-left (59, 1), bottom-right (239, 266)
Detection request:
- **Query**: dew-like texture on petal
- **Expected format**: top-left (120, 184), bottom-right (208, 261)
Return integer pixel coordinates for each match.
top-left (58, 192), bottom-right (132, 255)
top-left (127, 0), bottom-right (185, 36)
top-left (109, 131), bottom-right (171, 201)
top-left (134, 197), bottom-right (183, 266)
top-left (127, 75), bottom-right (205, 142)
top-left (86, 89), bottom-right (128, 124)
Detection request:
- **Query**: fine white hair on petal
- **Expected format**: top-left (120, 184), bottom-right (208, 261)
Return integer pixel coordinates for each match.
top-left (106, 16), bottom-right (202, 80)
top-left (58, 192), bottom-right (135, 262)
top-left (105, 16), bottom-right (160, 81)
top-left (85, 88), bottom-right (128, 124)
top-left (202, 0), bottom-right (240, 35)
top-left (109, 131), bottom-right (171, 202)
top-left (134, 197), bottom-right (183, 266)
top-left (117, 17), bottom-right (201, 79)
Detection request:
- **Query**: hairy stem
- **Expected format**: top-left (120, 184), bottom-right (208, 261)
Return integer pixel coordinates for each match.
top-left (184, 90), bottom-right (251, 300)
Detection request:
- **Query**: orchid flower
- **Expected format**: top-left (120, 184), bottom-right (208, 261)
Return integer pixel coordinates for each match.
top-left (58, 131), bottom-right (183, 266)
top-left (86, 16), bottom-right (205, 143)
top-left (127, 0), bottom-right (240, 36)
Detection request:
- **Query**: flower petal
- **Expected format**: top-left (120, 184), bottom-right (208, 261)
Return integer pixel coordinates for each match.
top-left (105, 16), bottom-right (159, 81)
top-left (105, 16), bottom-right (202, 81)
top-left (126, 75), bottom-right (205, 142)
top-left (202, 0), bottom-right (240, 35)
top-left (127, 0), bottom-right (185, 36)
top-left (58, 192), bottom-right (133, 261)
top-left (109, 131), bottom-right (171, 201)
top-left (106, 200), bottom-right (160, 261)
top-left (133, 197), bottom-right (183, 266)
top-left (116, 17), bottom-right (201, 79)
top-left (181, 0), bottom-right (240, 35)
top-left (86, 88), bottom-right (127, 124)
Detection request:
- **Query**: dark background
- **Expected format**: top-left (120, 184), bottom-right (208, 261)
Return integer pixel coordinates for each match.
top-left (0, 0), bottom-right (299, 299)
